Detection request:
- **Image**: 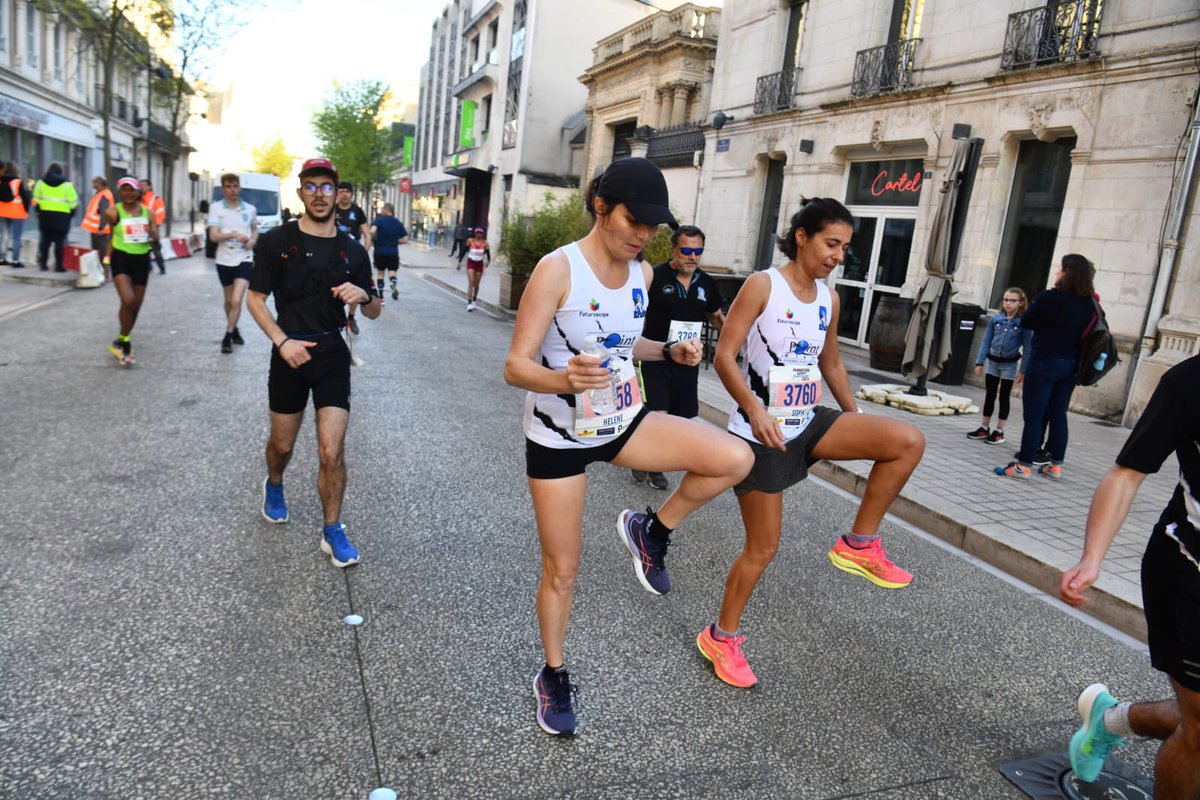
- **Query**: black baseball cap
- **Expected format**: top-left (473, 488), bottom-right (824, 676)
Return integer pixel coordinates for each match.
top-left (597, 157), bottom-right (677, 229)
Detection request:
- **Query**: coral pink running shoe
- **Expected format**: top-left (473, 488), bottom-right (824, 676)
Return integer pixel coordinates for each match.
top-left (696, 626), bottom-right (757, 688)
top-left (827, 537), bottom-right (913, 589)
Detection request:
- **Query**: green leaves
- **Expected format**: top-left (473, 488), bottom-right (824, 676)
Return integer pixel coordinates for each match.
top-left (311, 80), bottom-right (398, 196)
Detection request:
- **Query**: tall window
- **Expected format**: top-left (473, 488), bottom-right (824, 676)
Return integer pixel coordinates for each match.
top-left (887, 0), bottom-right (924, 42)
top-left (52, 19), bottom-right (61, 79)
top-left (481, 94), bottom-right (492, 134)
top-left (990, 137), bottom-right (1077, 306)
top-left (0, 0), bottom-right (8, 53)
top-left (503, 0), bottom-right (527, 149)
top-left (782, 0), bottom-right (807, 73)
top-left (24, 1), bottom-right (36, 67)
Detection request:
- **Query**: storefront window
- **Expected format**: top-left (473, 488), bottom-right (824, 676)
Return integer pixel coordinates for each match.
top-left (846, 158), bottom-right (924, 207)
top-left (18, 129), bottom-right (38, 174)
top-left (990, 137), bottom-right (1076, 306)
top-left (48, 137), bottom-right (67, 165)
top-left (0, 127), bottom-right (12, 162)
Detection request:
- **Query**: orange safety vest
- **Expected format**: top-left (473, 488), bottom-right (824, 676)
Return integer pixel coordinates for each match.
top-left (82, 187), bottom-right (115, 233)
top-left (141, 191), bottom-right (166, 225)
top-left (0, 178), bottom-right (28, 220)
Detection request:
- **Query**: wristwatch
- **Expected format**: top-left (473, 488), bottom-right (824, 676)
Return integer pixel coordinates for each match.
top-left (662, 342), bottom-right (674, 362)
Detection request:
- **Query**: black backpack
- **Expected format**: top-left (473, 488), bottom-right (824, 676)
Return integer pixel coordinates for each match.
top-left (1076, 297), bottom-right (1119, 386)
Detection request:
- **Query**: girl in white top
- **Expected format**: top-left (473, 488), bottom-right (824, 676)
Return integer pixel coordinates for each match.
top-left (697, 198), bottom-right (925, 690)
top-left (504, 158), bottom-right (752, 737)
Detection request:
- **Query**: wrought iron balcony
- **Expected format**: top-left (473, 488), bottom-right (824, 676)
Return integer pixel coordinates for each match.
top-left (1001, 0), bottom-right (1103, 70)
top-left (646, 124), bottom-right (705, 168)
top-left (753, 68), bottom-right (802, 115)
top-left (851, 38), bottom-right (921, 97)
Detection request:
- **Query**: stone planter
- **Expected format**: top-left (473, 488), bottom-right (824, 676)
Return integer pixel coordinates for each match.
top-left (499, 269), bottom-right (530, 309)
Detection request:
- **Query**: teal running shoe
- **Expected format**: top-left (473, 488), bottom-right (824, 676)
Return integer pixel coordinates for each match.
top-left (1069, 682), bottom-right (1126, 782)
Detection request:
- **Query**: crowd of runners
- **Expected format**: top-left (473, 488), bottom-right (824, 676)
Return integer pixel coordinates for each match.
top-left (60, 153), bottom-right (1198, 794)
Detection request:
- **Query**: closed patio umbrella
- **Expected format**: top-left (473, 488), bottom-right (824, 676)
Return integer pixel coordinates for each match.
top-left (902, 138), bottom-right (970, 383)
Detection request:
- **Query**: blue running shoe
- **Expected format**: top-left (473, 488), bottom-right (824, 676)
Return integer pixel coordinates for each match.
top-left (617, 507), bottom-right (671, 595)
top-left (1069, 682), bottom-right (1126, 782)
top-left (533, 667), bottom-right (577, 736)
top-left (321, 522), bottom-right (360, 568)
top-left (261, 478), bottom-right (288, 523)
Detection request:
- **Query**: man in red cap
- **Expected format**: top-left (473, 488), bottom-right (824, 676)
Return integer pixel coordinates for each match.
top-left (245, 158), bottom-right (379, 568)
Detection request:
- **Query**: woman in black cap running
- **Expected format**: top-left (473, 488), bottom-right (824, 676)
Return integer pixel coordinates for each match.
top-left (504, 157), bottom-right (752, 737)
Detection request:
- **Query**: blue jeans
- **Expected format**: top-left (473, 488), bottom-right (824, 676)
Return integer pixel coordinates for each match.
top-left (1, 217), bottom-right (23, 261)
top-left (1017, 356), bottom-right (1077, 466)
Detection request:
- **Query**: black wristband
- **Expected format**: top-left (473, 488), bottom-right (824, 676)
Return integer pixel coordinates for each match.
top-left (662, 342), bottom-right (674, 362)
top-left (275, 336), bottom-right (289, 349)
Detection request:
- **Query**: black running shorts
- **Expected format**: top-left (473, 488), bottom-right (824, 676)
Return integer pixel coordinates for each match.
top-left (733, 406), bottom-right (841, 496)
top-left (216, 261), bottom-right (253, 287)
top-left (268, 338), bottom-right (352, 414)
top-left (1141, 527), bottom-right (1200, 692)
top-left (374, 253), bottom-right (400, 272)
top-left (110, 249), bottom-right (151, 286)
top-left (526, 407), bottom-right (651, 480)
top-left (641, 360), bottom-right (699, 419)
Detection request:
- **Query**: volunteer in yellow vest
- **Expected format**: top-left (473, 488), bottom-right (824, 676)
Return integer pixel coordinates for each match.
top-left (31, 163), bottom-right (78, 272)
top-left (140, 178), bottom-right (167, 275)
top-left (105, 177), bottom-right (160, 366)
top-left (82, 177), bottom-right (115, 272)
top-left (0, 161), bottom-right (30, 268)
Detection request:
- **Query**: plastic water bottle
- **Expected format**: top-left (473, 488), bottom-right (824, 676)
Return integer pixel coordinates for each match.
top-left (581, 340), bottom-right (616, 415)
top-left (1093, 351), bottom-right (1108, 371)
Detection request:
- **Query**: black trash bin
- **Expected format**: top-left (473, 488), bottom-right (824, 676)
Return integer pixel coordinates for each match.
top-left (932, 302), bottom-right (984, 386)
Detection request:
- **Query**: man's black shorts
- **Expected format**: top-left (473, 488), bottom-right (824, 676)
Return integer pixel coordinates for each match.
top-left (641, 360), bottom-right (700, 419)
top-left (216, 261), bottom-right (253, 287)
top-left (1142, 527), bottom-right (1200, 692)
top-left (268, 337), bottom-right (352, 414)
top-left (374, 253), bottom-right (399, 272)
top-left (526, 407), bottom-right (650, 479)
top-left (110, 249), bottom-right (151, 286)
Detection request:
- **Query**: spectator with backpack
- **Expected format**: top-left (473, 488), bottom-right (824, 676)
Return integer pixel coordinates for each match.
top-left (994, 254), bottom-right (1100, 481)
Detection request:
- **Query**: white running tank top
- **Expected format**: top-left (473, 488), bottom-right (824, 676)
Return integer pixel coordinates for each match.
top-left (727, 268), bottom-right (833, 444)
top-left (523, 241), bottom-right (649, 449)
top-left (467, 241), bottom-right (487, 261)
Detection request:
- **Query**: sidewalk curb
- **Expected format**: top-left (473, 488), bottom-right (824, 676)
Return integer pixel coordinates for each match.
top-left (408, 267), bottom-right (516, 320)
top-left (694, 398), bottom-right (1148, 642)
top-left (0, 270), bottom-right (75, 287)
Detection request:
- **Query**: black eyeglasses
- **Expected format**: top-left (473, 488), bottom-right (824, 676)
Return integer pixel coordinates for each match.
top-left (678, 247), bottom-right (704, 256)
top-left (301, 182), bottom-right (336, 196)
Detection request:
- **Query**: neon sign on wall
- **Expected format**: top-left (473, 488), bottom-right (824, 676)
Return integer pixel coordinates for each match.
top-left (846, 158), bottom-right (924, 207)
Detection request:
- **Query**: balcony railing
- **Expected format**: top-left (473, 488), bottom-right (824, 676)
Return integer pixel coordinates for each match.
top-left (592, 3), bottom-right (720, 65)
top-left (753, 67), bottom-right (801, 115)
top-left (851, 38), bottom-right (921, 97)
top-left (1001, 0), bottom-right (1102, 70)
top-left (646, 123), bottom-right (705, 168)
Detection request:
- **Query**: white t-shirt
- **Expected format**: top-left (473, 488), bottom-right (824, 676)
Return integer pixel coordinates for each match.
top-left (208, 200), bottom-right (258, 266)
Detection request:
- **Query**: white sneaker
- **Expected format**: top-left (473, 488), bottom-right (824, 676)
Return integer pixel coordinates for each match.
top-left (467, 301), bottom-right (476, 312)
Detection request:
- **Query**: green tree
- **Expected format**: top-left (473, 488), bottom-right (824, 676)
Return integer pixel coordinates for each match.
top-left (311, 80), bottom-right (397, 200)
top-left (251, 138), bottom-right (293, 178)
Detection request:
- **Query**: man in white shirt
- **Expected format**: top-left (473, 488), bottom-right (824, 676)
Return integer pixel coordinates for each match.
top-left (207, 173), bottom-right (259, 354)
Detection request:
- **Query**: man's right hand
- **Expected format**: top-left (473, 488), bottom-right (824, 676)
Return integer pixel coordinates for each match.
top-left (278, 338), bottom-right (317, 368)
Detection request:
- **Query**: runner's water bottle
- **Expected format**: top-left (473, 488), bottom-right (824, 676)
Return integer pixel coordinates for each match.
top-left (581, 340), bottom-right (616, 415)
top-left (1093, 351), bottom-right (1108, 371)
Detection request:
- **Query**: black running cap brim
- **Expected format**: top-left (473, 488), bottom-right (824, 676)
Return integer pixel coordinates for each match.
top-left (624, 200), bottom-right (678, 230)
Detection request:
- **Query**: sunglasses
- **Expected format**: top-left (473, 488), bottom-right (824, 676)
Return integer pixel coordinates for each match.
top-left (301, 182), bottom-right (336, 196)
top-left (678, 247), bottom-right (704, 256)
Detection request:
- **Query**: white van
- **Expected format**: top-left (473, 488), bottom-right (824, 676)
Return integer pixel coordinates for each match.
top-left (209, 172), bottom-right (282, 234)
top-left (205, 172), bottom-right (282, 258)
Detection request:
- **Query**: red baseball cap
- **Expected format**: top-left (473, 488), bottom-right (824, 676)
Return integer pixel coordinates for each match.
top-left (299, 157), bottom-right (338, 183)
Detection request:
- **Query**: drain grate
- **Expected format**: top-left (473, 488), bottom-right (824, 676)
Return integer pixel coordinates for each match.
top-left (1000, 752), bottom-right (1152, 799)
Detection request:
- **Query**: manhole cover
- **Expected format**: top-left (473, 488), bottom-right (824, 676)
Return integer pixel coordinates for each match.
top-left (1000, 752), bottom-right (1153, 799)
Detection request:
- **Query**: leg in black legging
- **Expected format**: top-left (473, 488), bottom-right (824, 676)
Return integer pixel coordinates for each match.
top-left (982, 373), bottom-right (999, 426)
top-left (995, 378), bottom-right (1014, 429)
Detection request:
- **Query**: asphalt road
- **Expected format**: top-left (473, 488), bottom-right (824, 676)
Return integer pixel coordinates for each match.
top-left (0, 255), bottom-right (1171, 798)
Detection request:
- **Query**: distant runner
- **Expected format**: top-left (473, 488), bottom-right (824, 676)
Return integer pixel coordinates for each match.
top-left (104, 177), bottom-right (159, 366)
top-left (369, 203), bottom-right (408, 303)
top-left (207, 173), bottom-right (258, 354)
top-left (334, 182), bottom-right (371, 334)
top-left (457, 226), bottom-right (489, 311)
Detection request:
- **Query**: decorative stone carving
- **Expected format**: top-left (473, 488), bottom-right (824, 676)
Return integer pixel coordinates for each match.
top-left (871, 119), bottom-right (886, 151)
top-left (1027, 104), bottom-right (1053, 141)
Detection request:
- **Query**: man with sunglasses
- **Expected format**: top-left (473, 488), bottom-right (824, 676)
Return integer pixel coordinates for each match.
top-left (246, 158), bottom-right (379, 568)
top-left (635, 224), bottom-right (725, 489)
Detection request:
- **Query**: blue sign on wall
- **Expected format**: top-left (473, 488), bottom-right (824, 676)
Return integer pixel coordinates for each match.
top-left (716, 138), bottom-right (730, 152)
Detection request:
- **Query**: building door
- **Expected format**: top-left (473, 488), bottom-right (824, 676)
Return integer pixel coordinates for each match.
top-left (835, 212), bottom-right (916, 344)
top-left (754, 156), bottom-right (786, 270)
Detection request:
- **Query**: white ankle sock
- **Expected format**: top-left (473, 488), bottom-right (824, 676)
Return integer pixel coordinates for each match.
top-left (1103, 702), bottom-right (1134, 737)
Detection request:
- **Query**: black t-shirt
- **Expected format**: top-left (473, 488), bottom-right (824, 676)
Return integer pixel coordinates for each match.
top-left (1116, 355), bottom-right (1200, 560)
top-left (335, 203), bottom-right (368, 241)
top-left (250, 223), bottom-right (372, 338)
top-left (641, 262), bottom-right (723, 342)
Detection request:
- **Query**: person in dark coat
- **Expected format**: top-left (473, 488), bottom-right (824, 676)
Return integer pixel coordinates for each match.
top-left (31, 163), bottom-right (79, 272)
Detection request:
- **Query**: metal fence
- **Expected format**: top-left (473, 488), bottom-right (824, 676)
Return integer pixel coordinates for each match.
top-left (753, 67), bottom-right (802, 115)
top-left (646, 124), bottom-right (705, 169)
top-left (1001, 0), bottom-right (1103, 70)
top-left (851, 38), bottom-right (921, 97)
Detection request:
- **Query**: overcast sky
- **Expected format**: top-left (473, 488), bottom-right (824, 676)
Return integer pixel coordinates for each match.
top-left (210, 0), bottom-right (438, 155)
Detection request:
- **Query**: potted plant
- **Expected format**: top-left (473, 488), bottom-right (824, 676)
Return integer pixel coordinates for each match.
top-left (498, 192), bottom-right (592, 309)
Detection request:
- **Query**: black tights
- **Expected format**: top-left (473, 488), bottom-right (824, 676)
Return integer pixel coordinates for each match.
top-left (983, 373), bottom-right (1013, 422)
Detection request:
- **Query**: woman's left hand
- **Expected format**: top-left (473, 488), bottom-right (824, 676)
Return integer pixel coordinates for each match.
top-left (1015, 372), bottom-right (1024, 385)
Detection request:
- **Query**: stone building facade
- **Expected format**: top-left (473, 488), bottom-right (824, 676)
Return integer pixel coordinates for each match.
top-left (693, 0), bottom-right (1199, 422)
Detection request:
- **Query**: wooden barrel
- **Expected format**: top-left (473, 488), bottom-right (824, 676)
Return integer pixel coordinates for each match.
top-left (868, 295), bottom-right (913, 374)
